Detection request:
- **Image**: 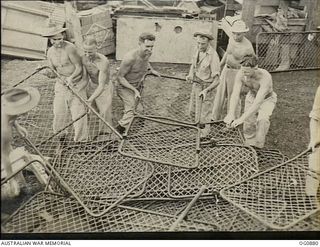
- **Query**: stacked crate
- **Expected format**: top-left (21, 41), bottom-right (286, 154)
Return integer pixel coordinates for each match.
top-left (65, 2), bottom-right (115, 55)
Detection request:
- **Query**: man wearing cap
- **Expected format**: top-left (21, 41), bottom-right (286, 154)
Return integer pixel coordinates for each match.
top-left (186, 30), bottom-right (220, 137)
top-left (1, 87), bottom-right (40, 198)
top-left (42, 22), bottom-right (88, 142)
top-left (224, 55), bottom-right (277, 149)
top-left (212, 19), bottom-right (255, 121)
top-left (116, 32), bottom-right (161, 134)
top-left (305, 85), bottom-right (320, 196)
top-left (81, 37), bottom-right (113, 139)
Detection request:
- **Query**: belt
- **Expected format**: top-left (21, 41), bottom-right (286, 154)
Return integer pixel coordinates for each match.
top-left (193, 75), bottom-right (203, 84)
top-left (249, 91), bottom-right (273, 99)
top-left (226, 64), bottom-right (240, 70)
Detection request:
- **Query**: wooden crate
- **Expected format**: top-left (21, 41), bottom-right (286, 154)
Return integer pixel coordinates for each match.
top-left (65, 3), bottom-right (115, 55)
top-left (1, 2), bottom-right (48, 60)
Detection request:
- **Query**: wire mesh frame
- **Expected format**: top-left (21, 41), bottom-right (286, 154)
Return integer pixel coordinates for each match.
top-left (287, 211), bottom-right (320, 231)
top-left (181, 196), bottom-right (268, 231)
top-left (21, 135), bottom-right (155, 217)
top-left (8, 66), bottom-right (121, 140)
top-left (168, 144), bottom-right (259, 199)
top-left (256, 31), bottom-right (320, 72)
top-left (220, 147), bottom-right (320, 230)
top-left (119, 115), bottom-right (201, 169)
top-left (199, 120), bottom-right (245, 144)
top-left (2, 191), bottom-right (215, 233)
top-left (123, 200), bottom-right (190, 216)
top-left (137, 74), bottom-right (204, 125)
top-left (255, 148), bottom-right (287, 172)
top-left (54, 139), bottom-right (154, 198)
top-left (3, 67), bottom-right (121, 159)
top-left (1, 191), bottom-right (103, 233)
top-left (1, 159), bottom-right (54, 203)
top-left (126, 163), bottom-right (172, 200)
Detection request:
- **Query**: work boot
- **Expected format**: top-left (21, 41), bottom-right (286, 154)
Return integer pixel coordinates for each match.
top-left (115, 124), bottom-right (126, 134)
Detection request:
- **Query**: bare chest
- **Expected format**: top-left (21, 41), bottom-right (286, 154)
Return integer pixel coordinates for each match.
top-left (242, 77), bottom-right (260, 93)
top-left (49, 49), bottom-right (71, 68)
top-left (131, 58), bottom-right (149, 73)
top-left (230, 44), bottom-right (250, 60)
top-left (84, 61), bottom-right (99, 77)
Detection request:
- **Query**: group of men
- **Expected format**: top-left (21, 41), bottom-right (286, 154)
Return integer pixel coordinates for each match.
top-left (188, 20), bottom-right (276, 150)
top-left (41, 21), bottom-right (163, 141)
top-left (41, 19), bottom-right (277, 150)
top-left (1, 19), bottom-right (319, 198)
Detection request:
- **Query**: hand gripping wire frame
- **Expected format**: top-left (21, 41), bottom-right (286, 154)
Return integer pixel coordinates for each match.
top-left (2, 191), bottom-right (214, 233)
top-left (220, 144), bottom-right (320, 230)
top-left (119, 115), bottom-right (201, 168)
top-left (48, 67), bottom-right (123, 139)
top-left (2, 67), bottom-right (122, 158)
top-left (168, 144), bottom-right (259, 199)
top-left (18, 133), bottom-right (154, 217)
top-left (199, 120), bottom-right (245, 145)
top-left (135, 73), bottom-right (204, 125)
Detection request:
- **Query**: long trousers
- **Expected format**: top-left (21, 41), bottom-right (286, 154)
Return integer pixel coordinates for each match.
top-left (305, 148), bottom-right (320, 196)
top-left (53, 77), bottom-right (88, 142)
top-left (117, 85), bottom-right (143, 128)
top-left (190, 82), bottom-right (216, 137)
top-left (243, 91), bottom-right (277, 148)
top-left (211, 65), bottom-right (241, 120)
top-left (87, 81), bottom-right (113, 134)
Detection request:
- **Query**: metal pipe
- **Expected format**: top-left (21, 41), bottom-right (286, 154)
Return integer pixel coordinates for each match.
top-left (169, 185), bottom-right (206, 231)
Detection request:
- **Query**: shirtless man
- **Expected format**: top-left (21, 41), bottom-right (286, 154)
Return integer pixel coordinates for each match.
top-left (42, 22), bottom-right (88, 142)
top-left (212, 20), bottom-right (255, 120)
top-left (1, 87), bottom-right (40, 198)
top-left (116, 32), bottom-right (160, 133)
top-left (82, 37), bottom-right (113, 139)
top-left (224, 55), bottom-right (277, 149)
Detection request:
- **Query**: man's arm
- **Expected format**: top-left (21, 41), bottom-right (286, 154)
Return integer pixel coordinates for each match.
top-left (117, 57), bottom-right (140, 98)
top-left (43, 49), bottom-right (57, 78)
top-left (232, 77), bottom-right (272, 127)
top-left (224, 71), bottom-right (242, 125)
top-left (239, 86), bottom-right (268, 120)
top-left (88, 60), bottom-right (110, 103)
top-left (220, 43), bottom-right (231, 70)
top-left (309, 87), bottom-right (320, 150)
top-left (66, 45), bottom-right (83, 85)
top-left (148, 62), bottom-right (161, 77)
top-left (199, 54), bottom-right (220, 99)
top-left (186, 50), bottom-right (196, 82)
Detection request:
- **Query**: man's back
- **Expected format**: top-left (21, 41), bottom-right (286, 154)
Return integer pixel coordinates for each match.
top-left (240, 68), bottom-right (273, 96)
